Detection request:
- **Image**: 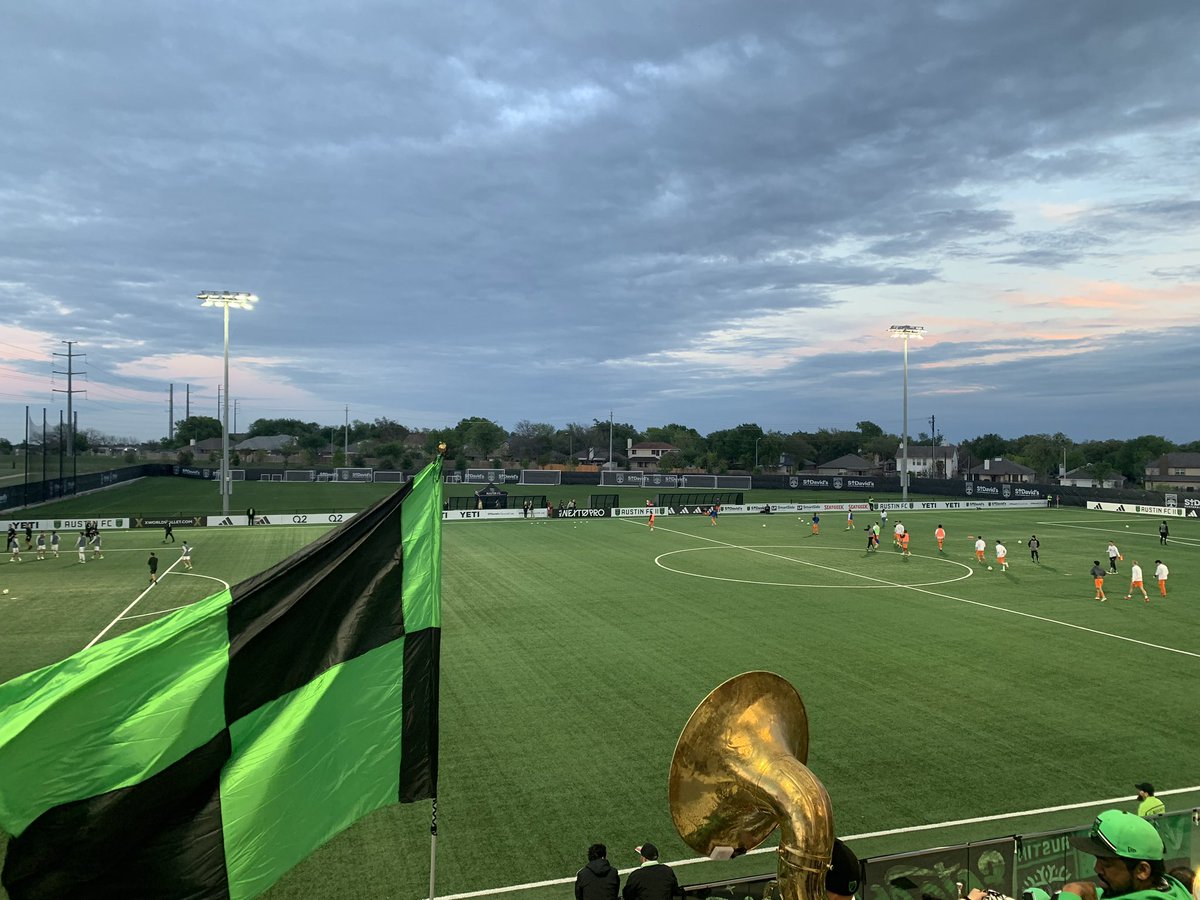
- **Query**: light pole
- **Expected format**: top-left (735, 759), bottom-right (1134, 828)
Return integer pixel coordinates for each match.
top-left (888, 325), bottom-right (924, 503)
top-left (198, 291), bottom-right (258, 515)
top-left (754, 436), bottom-right (762, 470)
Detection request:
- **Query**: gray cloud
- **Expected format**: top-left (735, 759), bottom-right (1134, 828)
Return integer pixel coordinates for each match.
top-left (2, 0), bottom-right (1198, 442)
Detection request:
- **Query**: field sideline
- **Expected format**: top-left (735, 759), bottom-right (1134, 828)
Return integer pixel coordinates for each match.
top-left (1, 490), bottom-right (1198, 900)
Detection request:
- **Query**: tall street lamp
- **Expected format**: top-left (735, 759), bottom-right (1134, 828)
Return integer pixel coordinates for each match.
top-left (198, 291), bottom-right (258, 516)
top-left (888, 325), bottom-right (924, 503)
top-left (754, 436), bottom-right (762, 470)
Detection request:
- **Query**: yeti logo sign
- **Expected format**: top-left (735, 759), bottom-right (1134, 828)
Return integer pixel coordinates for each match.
top-left (832, 478), bottom-right (843, 490)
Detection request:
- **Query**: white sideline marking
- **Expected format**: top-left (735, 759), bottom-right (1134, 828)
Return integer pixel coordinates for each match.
top-left (431, 786), bottom-right (1200, 900)
top-left (1036, 520), bottom-right (1200, 548)
top-left (630, 521), bottom-right (1200, 660)
top-left (83, 557), bottom-right (184, 649)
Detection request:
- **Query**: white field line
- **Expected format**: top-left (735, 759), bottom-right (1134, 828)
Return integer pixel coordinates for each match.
top-left (89, 573), bottom-right (230, 622)
top-left (82, 556), bottom-right (184, 649)
top-left (630, 520), bottom-right (1200, 660)
top-left (1036, 520), bottom-right (1200, 548)
top-left (430, 786), bottom-right (1200, 900)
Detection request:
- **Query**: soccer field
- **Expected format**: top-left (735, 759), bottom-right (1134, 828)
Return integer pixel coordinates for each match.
top-left (2, 504), bottom-right (1198, 900)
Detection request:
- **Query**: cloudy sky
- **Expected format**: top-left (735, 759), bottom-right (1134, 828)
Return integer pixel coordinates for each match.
top-left (2, 1), bottom-right (1198, 446)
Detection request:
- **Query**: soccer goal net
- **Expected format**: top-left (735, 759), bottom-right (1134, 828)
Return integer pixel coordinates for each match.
top-left (520, 469), bottom-right (561, 485)
top-left (229, 469), bottom-right (246, 481)
top-left (284, 470), bottom-right (316, 483)
top-left (373, 471), bottom-right (406, 483)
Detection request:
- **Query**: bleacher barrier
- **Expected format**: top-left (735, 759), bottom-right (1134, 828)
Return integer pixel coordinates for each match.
top-left (656, 491), bottom-right (744, 508)
top-left (680, 807), bottom-right (1198, 900)
top-left (520, 469), bottom-right (562, 485)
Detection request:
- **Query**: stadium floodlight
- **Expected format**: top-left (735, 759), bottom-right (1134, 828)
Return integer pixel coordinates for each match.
top-left (198, 291), bottom-right (259, 516)
top-left (889, 325), bottom-right (924, 502)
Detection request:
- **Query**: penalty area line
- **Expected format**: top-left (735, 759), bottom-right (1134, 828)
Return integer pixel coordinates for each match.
top-left (83, 557), bottom-right (185, 650)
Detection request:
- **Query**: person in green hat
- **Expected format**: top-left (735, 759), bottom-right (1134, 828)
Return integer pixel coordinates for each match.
top-left (1061, 809), bottom-right (1191, 900)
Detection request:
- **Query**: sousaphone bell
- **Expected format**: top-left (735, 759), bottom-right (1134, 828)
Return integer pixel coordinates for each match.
top-left (668, 671), bottom-right (834, 900)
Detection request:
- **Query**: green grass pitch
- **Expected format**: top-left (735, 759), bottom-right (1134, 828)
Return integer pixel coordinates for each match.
top-left (1, 493), bottom-right (1198, 900)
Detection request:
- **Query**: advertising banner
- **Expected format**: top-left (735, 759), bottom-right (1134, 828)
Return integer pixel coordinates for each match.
top-left (0, 517), bottom-right (128, 532)
top-left (1089, 502), bottom-right (1185, 517)
top-left (204, 512), bottom-right (358, 527)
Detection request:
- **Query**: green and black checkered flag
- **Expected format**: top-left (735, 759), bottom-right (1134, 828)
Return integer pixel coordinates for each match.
top-left (0, 458), bottom-right (443, 899)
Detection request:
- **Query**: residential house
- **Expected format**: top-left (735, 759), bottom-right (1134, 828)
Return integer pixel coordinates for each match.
top-left (904, 444), bottom-right (959, 478)
top-left (1144, 452), bottom-right (1200, 492)
top-left (967, 458), bottom-right (1036, 483)
top-left (815, 454), bottom-right (878, 475)
top-left (627, 442), bottom-right (679, 472)
top-left (1058, 467), bottom-right (1126, 490)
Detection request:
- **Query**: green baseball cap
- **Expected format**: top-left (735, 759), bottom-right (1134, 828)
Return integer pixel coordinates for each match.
top-left (1069, 810), bottom-right (1164, 860)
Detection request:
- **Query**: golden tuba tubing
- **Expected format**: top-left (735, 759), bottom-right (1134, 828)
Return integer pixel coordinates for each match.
top-left (668, 671), bottom-right (834, 900)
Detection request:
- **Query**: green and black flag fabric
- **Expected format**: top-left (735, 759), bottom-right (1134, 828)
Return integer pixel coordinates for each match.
top-left (0, 458), bottom-right (443, 899)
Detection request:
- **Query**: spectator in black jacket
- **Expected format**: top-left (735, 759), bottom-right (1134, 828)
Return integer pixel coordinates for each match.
top-left (623, 842), bottom-right (679, 900)
top-left (575, 843), bottom-right (619, 900)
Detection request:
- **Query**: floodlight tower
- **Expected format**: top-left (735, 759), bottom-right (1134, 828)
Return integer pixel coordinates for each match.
top-left (198, 291), bottom-right (258, 516)
top-left (888, 325), bottom-right (924, 503)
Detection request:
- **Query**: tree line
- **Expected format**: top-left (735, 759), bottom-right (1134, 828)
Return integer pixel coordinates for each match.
top-left (159, 416), bottom-right (1196, 483)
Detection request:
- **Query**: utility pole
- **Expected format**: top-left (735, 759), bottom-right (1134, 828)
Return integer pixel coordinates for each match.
top-left (169, 384), bottom-right (175, 442)
top-left (52, 341), bottom-right (85, 463)
top-left (186, 383), bottom-right (191, 420)
top-left (344, 405), bottom-right (349, 461)
top-left (234, 398), bottom-right (240, 437)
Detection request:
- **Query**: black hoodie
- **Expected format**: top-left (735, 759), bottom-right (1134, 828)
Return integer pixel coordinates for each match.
top-left (575, 856), bottom-right (620, 900)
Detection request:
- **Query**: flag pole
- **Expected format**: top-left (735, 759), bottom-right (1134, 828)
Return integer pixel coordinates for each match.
top-left (428, 797), bottom-right (439, 900)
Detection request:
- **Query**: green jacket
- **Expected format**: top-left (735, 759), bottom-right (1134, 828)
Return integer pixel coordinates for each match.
top-left (1061, 875), bottom-right (1191, 900)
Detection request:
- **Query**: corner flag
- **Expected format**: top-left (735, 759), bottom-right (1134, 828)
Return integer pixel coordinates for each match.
top-left (0, 458), bottom-right (442, 899)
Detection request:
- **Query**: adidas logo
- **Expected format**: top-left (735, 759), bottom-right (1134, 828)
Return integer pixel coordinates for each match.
top-left (218, 517), bottom-right (234, 526)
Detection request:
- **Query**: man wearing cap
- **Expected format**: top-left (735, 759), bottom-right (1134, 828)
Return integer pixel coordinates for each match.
top-left (622, 842), bottom-right (679, 900)
top-left (1061, 809), bottom-right (1190, 900)
top-left (1135, 784), bottom-right (1166, 818)
top-left (827, 838), bottom-right (862, 900)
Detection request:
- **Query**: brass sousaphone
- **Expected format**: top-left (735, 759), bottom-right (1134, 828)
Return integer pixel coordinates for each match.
top-left (668, 671), bottom-right (834, 900)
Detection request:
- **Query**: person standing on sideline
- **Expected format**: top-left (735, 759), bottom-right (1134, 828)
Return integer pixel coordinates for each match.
top-left (1159, 521), bottom-right (1169, 545)
top-left (995, 541), bottom-right (1008, 571)
top-left (24, 523), bottom-right (33, 550)
top-left (35, 531), bottom-right (46, 561)
top-left (623, 842), bottom-right (679, 900)
top-left (1107, 540), bottom-right (1121, 573)
top-left (148, 552), bottom-right (159, 584)
top-left (975, 536), bottom-right (986, 564)
top-left (1154, 560), bottom-right (1169, 597)
top-left (1135, 783), bottom-right (1166, 818)
top-left (846, 508), bottom-right (854, 530)
top-left (75, 531), bottom-right (87, 564)
top-left (163, 522), bottom-right (175, 543)
top-left (50, 530), bottom-right (60, 558)
top-left (709, 504), bottom-right (719, 527)
top-left (1126, 561), bottom-right (1150, 602)
top-left (247, 507), bottom-right (256, 526)
top-left (574, 843), bottom-right (619, 900)
top-left (1091, 560), bottom-right (1108, 602)
top-left (810, 512), bottom-right (819, 535)
top-left (1028, 534), bottom-right (1040, 563)
top-left (934, 524), bottom-right (946, 552)
top-left (90, 531), bottom-right (104, 560)
top-left (180, 541), bottom-right (193, 570)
